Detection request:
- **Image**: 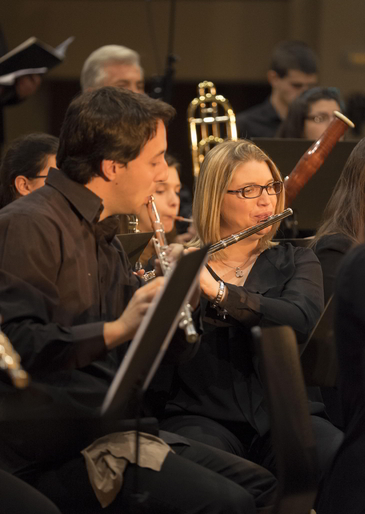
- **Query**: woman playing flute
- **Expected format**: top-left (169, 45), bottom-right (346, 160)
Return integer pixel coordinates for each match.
top-left (158, 139), bottom-right (343, 478)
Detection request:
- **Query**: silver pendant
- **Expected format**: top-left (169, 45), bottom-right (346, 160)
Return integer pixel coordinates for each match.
top-left (235, 268), bottom-right (245, 278)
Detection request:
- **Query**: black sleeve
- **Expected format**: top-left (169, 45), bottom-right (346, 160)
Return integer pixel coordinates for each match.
top-left (0, 214), bottom-right (107, 376)
top-left (314, 234), bottom-right (352, 305)
top-left (334, 244), bottom-right (365, 428)
top-left (220, 247), bottom-right (324, 343)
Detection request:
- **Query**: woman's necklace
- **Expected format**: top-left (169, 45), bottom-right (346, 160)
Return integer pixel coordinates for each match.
top-left (221, 254), bottom-right (254, 278)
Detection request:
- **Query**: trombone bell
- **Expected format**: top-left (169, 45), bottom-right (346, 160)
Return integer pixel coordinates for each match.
top-left (187, 81), bottom-right (237, 179)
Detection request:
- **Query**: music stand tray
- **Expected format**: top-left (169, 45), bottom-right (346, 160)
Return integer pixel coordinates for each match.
top-left (101, 246), bottom-right (209, 419)
top-left (116, 232), bottom-right (154, 267)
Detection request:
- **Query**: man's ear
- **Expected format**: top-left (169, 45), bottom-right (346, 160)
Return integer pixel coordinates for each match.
top-left (100, 159), bottom-right (121, 182)
top-left (267, 70), bottom-right (280, 87)
top-left (14, 175), bottom-right (32, 197)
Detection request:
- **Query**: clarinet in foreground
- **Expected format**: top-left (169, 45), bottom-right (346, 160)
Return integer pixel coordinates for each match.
top-left (208, 208), bottom-right (293, 254)
top-left (0, 323), bottom-right (29, 389)
top-left (147, 196), bottom-right (199, 343)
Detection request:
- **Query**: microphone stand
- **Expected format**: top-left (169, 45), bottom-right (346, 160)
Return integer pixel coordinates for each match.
top-left (149, 0), bottom-right (178, 103)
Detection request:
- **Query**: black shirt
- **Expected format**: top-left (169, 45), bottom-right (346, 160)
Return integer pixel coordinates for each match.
top-left (236, 98), bottom-right (282, 139)
top-left (165, 244), bottom-right (324, 436)
top-left (316, 244), bottom-right (365, 514)
top-left (0, 168), bottom-right (199, 475)
top-left (0, 168), bottom-right (141, 378)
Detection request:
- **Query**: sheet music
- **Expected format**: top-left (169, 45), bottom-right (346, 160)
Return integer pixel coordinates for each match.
top-left (0, 67), bottom-right (47, 86)
top-left (0, 36), bottom-right (74, 85)
top-left (54, 36), bottom-right (75, 58)
top-left (101, 247), bottom-right (209, 418)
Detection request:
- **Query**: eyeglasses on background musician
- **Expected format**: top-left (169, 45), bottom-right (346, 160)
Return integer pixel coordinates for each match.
top-left (277, 86), bottom-right (345, 140)
top-left (158, 138), bottom-right (343, 489)
top-left (236, 40), bottom-right (319, 139)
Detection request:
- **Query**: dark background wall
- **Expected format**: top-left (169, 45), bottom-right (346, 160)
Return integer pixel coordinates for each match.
top-left (2, 0), bottom-right (365, 190)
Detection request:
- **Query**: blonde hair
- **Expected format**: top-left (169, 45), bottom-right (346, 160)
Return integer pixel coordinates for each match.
top-left (192, 139), bottom-right (285, 260)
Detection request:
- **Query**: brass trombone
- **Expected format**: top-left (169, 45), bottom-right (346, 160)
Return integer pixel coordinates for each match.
top-left (187, 81), bottom-right (237, 178)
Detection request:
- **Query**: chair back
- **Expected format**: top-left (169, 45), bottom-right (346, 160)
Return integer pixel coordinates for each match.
top-left (252, 325), bottom-right (318, 514)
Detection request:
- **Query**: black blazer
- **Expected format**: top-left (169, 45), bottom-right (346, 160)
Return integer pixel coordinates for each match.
top-left (317, 244), bottom-right (365, 514)
top-left (314, 233), bottom-right (353, 305)
top-left (162, 243), bottom-right (324, 436)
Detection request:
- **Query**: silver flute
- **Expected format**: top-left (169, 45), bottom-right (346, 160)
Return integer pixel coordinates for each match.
top-left (208, 208), bottom-right (293, 254)
top-left (147, 196), bottom-right (199, 343)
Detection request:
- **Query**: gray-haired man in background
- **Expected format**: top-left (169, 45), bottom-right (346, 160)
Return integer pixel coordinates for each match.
top-left (81, 44), bottom-right (145, 94)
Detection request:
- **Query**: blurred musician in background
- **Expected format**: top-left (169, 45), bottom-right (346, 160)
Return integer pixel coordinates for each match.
top-left (80, 44), bottom-right (193, 234)
top-left (237, 40), bottom-right (318, 138)
top-left (316, 242), bottom-right (365, 514)
top-left (0, 87), bottom-right (277, 514)
top-left (311, 137), bottom-right (365, 304)
top-left (138, 153), bottom-right (182, 267)
top-left (137, 154), bottom-right (194, 268)
top-left (80, 44), bottom-right (145, 94)
top-left (277, 87), bottom-right (344, 139)
top-left (159, 139), bottom-right (343, 479)
top-left (0, 133), bottom-right (58, 209)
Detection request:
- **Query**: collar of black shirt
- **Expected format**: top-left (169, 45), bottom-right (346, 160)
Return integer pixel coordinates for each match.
top-left (95, 216), bottom-right (120, 243)
top-left (46, 168), bottom-right (103, 224)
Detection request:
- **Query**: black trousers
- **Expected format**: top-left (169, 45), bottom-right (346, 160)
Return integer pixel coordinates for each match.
top-left (160, 414), bottom-right (344, 478)
top-left (0, 470), bottom-right (61, 514)
top-left (24, 435), bottom-right (276, 514)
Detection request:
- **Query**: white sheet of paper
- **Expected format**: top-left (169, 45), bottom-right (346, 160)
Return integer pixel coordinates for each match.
top-left (0, 67), bottom-right (48, 85)
top-left (54, 36), bottom-right (75, 58)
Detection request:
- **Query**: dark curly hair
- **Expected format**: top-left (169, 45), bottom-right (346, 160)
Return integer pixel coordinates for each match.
top-left (57, 87), bottom-right (175, 184)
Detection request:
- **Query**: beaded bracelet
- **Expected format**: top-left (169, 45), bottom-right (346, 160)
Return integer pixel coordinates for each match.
top-left (213, 280), bottom-right (225, 307)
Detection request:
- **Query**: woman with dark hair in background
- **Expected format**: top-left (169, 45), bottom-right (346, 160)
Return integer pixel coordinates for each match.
top-left (309, 137), bottom-right (365, 430)
top-left (314, 140), bottom-right (365, 512)
top-left (0, 133), bottom-right (58, 209)
top-left (316, 241), bottom-right (365, 514)
top-left (277, 87), bottom-right (344, 139)
top-left (311, 137), bottom-right (365, 304)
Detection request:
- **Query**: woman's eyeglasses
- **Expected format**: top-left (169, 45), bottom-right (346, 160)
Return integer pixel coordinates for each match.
top-left (226, 181), bottom-right (283, 199)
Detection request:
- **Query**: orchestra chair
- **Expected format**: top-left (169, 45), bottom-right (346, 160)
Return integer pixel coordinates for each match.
top-left (252, 326), bottom-right (318, 514)
top-left (0, 469), bottom-right (62, 514)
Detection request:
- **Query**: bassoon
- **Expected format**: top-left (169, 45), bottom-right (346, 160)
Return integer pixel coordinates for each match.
top-left (284, 111), bottom-right (354, 207)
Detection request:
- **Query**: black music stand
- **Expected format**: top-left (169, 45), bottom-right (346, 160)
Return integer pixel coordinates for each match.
top-left (0, 245), bottom-right (209, 498)
top-left (101, 245), bottom-right (209, 419)
top-left (116, 232), bottom-right (154, 267)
